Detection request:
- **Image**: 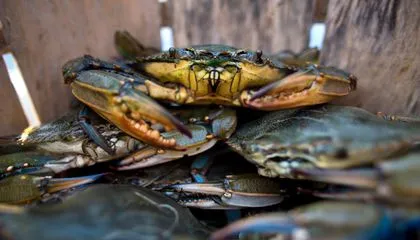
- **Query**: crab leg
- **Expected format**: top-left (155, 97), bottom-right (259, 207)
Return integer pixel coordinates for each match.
top-left (114, 30), bottom-right (160, 59)
top-left (242, 65), bottom-right (357, 110)
top-left (0, 173), bottom-right (104, 204)
top-left (43, 173), bottom-right (105, 193)
top-left (78, 106), bottom-right (114, 155)
top-left (294, 168), bottom-right (380, 189)
top-left (294, 152), bottom-right (420, 201)
top-left (210, 201), bottom-right (389, 240)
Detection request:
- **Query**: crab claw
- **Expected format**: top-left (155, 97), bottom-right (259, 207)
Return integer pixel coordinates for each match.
top-left (210, 201), bottom-right (387, 240)
top-left (164, 175), bottom-right (284, 209)
top-left (243, 65), bottom-right (357, 110)
top-left (67, 68), bottom-right (191, 149)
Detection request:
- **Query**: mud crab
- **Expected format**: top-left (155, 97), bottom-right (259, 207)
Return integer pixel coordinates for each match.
top-left (207, 104), bottom-right (420, 238)
top-left (227, 105), bottom-right (420, 178)
top-left (62, 32), bottom-right (356, 152)
top-left (0, 185), bottom-right (210, 239)
top-left (6, 106), bottom-right (235, 173)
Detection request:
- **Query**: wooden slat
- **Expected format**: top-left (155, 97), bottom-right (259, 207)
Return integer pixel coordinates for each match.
top-left (321, 0), bottom-right (420, 114)
top-left (0, 0), bottom-right (160, 135)
top-left (0, 60), bottom-right (27, 136)
top-left (171, 0), bottom-right (314, 53)
top-left (313, 0), bottom-right (329, 22)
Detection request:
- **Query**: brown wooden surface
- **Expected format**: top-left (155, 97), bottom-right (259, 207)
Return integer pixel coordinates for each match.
top-left (171, 0), bottom-right (314, 53)
top-left (313, 0), bottom-right (329, 22)
top-left (321, 0), bottom-right (420, 115)
top-left (0, 0), bottom-right (160, 135)
top-left (0, 60), bottom-right (27, 136)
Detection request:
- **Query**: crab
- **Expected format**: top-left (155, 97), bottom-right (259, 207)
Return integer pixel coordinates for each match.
top-left (208, 106), bottom-right (420, 238)
top-left (6, 106), bottom-right (236, 174)
top-left (0, 185), bottom-right (210, 239)
top-left (61, 31), bottom-right (356, 152)
top-left (227, 104), bottom-right (420, 178)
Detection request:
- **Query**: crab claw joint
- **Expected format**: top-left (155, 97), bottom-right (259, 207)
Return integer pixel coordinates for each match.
top-left (245, 66), bottom-right (357, 110)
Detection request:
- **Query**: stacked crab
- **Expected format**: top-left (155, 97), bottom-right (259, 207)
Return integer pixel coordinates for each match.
top-left (0, 31), bottom-right (418, 240)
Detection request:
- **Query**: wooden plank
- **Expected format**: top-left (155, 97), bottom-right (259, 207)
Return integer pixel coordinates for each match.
top-left (0, 60), bottom-right (27, 136)
top-left (321, 0), bottom-right (420, 115)
top-left (313, 0), bottom-right (329, 22)
top-left (171, 0), bottom-right (314, 53)
top-left (0, 0), bottom-right (160, 135)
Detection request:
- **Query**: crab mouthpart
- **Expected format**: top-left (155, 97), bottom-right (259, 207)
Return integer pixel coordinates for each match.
top-left (207, 70), bottom-right (221, 91)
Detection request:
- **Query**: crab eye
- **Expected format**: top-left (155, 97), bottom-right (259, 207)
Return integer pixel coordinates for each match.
top-left (254, 50), bottom-right (264, 63)
top-left (168, 47), bottom-right (177, 58)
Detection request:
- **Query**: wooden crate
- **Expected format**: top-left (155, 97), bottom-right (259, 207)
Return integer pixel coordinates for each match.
top-left (0, 0), bottom-right (419, 136)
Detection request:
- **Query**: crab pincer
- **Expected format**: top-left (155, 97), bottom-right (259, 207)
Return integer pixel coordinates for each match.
top-left (244, 65), bottom-right (357, 110)
top-left (62, 56), bottom-right (192, 150)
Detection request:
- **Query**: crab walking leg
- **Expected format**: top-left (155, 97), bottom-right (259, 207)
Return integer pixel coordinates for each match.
top-left (295, 152), bottom-right (420, 201)
top-left (377, 112), bottom-right (420, 123)
top-left (114, 30), bottom-right (160, 59)
top-left (210, 201), bottom-right (392, 240)
top-left (78, 106), bottom-right (114, 155)
top-left (242, 65), bottom-right (357, 110)
top-left (0, 173), bottom-right (105, 204)
top-left (63, 56), bottom-right (191, 149)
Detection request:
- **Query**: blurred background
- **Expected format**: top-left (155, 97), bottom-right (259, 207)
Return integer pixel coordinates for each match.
top-left (0, 0), bottom-right (419, 136)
